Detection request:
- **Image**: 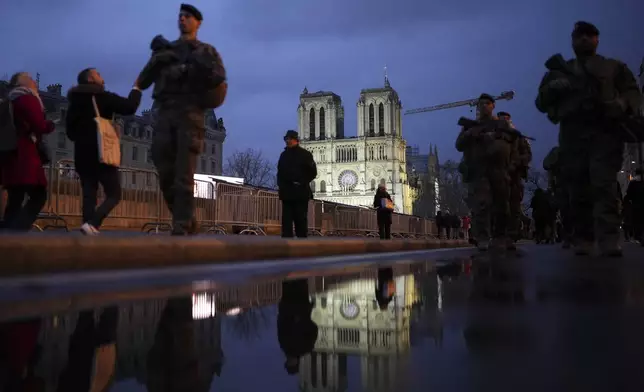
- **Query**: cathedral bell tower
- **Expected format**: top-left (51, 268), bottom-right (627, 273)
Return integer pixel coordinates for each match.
top-left (356, 67), bottom-right (403, 138)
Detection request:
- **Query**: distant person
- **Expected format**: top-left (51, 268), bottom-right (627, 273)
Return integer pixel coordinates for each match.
top-left (277, 130), bottom-right (317, 238)
top-left (462, 215), bottom-right (471, 241)
top-left (625, 169), bottom-right (644, 245)
top-left (136, 3), bottom-right (227, 235)
top-left (278, 279), bottom-right (318, 375)
top-left (435, 211), bottom-right (445, 239)
top-left (0, 72), bottom-right (56, 231)
top-left (373, 184), bottom-right (393, 239)
top-left (66, 68), bottom-right (142, 235)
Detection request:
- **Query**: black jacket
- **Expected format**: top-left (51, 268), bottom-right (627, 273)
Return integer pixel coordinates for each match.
top-left (277, 145), bottom-right (317, 201)
top-left (277, 280), bottom-right (318, 359)
top-left (373, 188), bottom-right (393, 224)
top-left (65, 84), bottom-right (142, 173)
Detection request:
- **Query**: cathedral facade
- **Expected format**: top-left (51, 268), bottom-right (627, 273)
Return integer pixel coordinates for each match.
top-left (298, 77), bottom-right (417, 214)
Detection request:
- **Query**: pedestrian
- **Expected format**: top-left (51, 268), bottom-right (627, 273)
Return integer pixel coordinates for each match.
top-left (136, 3), bottom-right (227, 235)
top-left (373, 183), bottom-right (393, 239)
top-left (455, 94), bottom-right (515, 251)
top-left (277, 130), bottom-right (317, 238)
top-left (65, 68), bottom-right (142, 235)
top-left (435, 211), bottom-right (445, 239)
top-left (625, 169), bottom-right (643, 245)
top-left (497, 111), bottom-right (532, 250)
top-left (536, 21), bottom-right (642, 256)
top-left (462, 215), bottom-right (471, 241)
top-left (0, 72), bottom-right (56, 231)
top-left (543, 146), bottom-right (573, 248)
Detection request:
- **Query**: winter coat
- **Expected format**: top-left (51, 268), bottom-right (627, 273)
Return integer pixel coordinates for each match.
top-left (65, 84), bottom-right (141, 174)
top-left (277, 145), bottom-right (317, 201)
top-left (277, 280), bottom-right (318, 359)
top-left (0, 91), bottom-right (54, 187)
top-left (373, 188), bottom-right (393, 225)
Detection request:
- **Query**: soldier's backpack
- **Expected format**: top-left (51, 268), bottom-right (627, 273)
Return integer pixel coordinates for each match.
top-left (0, 98), bottom-right (17, 162)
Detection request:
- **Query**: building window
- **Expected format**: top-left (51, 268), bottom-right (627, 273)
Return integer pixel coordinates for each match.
top-left (132, 173), bottom-right (137, 185)
top-left (132, 146), bottom-right (138, 161)
top-left (310, 181), bottom-right (316, 193)
top-left (211, 143), bottom-right (216, 155)
top-left (319, 108), bottom-right (325, 140)
top-left (378, 103), bottom-right (385, 136)
top-left (211, 160), bottom-right (216, 173)
top-left (371, 179), bottom-right (376, 191)
top-left (146, 173), bottom-right (152, 186)
top-left (146, 127), bottom-right (152, 140)
top-left (147, 149), bottom-right (153, 164)
top-left (57, 132), bottom-right (66, 149)
top-left (309, 108), bottom-right (315, 140)
top-left (320, 180), bottom-right (326, 193)
top-left (368, 104), bottom-right (375, 136)
top-left (123, 124), bottom-right (130, 136)
top-left (201, 158), bottom-right (206, 173)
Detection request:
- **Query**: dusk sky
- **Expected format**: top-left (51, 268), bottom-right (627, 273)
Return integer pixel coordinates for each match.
top-left (1, 0), bottom-right (642, 167)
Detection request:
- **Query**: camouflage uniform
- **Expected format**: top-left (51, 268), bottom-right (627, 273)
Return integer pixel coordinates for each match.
top-left (543, 146), bottom-right (573, 246)
top-left (507, 137), bottom-right (532, 244)
top-left (536, 54), bottom-right (641, 254)
top-left (138, 38), bottom-right (226, 234)
top-left (456, 119), bottom-right (516, 249)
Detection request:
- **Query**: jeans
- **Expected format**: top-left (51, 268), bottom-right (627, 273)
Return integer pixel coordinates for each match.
top-left (79, 164), bottom-right (121, 228)
top-left (3, 185), bottom-right (47, 231)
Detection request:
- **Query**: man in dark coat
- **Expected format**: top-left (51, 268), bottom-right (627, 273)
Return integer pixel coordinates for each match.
top-left (66, 68), bottom-right (141, 235)
top-left (278, 279), bottom-right (318, 375)
top-left (277, 130), bottom-right (317, 238)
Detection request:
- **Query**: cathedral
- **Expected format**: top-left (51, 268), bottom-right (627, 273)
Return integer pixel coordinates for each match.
top-left (298, 75), bottom-right (417, 214)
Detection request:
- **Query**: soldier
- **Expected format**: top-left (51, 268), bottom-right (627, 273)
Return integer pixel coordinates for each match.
top-left (136, 4), bottom-right (227, 235)
top-left (543, 146), bottom-right (573, 248)
top-left (536, 21), bottom-right (642, 256)
top-left (497, 111), bottom-right (532, 250)
top-left (455, 94), bottom-right (516, 251)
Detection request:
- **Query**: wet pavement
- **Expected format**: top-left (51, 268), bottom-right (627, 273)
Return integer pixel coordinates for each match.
top-left (1, 242), bottom-right (644, 391)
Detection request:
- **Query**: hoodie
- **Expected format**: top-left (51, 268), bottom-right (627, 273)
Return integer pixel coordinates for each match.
top-left (65, 84), bottom-right (142, 172)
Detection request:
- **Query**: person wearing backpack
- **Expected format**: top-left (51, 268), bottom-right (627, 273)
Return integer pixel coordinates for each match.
top-left (0, 72), bottom-right (56, 231)
top-left (66, 68), bottom-right (141, 235)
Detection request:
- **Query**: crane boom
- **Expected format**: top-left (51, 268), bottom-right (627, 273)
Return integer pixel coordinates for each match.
top-left (404, 90), bottom-right (516, 115)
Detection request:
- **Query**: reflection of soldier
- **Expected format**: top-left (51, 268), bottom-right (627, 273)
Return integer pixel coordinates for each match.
top-left (536, 21), bottom-right (642, 256)
top-left (543, 146), bottom-right (573, 248)
top-left (456, 94), bottom-right (515, 251)
top-left (137, 4), bottom-right (227, 235)
top-left (278, 279), bottom-right (318, 375)
top-left (498, 111), bottom-right (532, 250)
top-left (147, 298), bottom-right (201, 392)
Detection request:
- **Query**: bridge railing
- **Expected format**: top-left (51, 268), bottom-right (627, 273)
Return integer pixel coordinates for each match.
top-left (12, 159), bottom-right (440, 237)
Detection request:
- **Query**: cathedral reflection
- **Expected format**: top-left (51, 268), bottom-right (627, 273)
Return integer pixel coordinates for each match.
top-left (299, 265), bottom-right (424, 392)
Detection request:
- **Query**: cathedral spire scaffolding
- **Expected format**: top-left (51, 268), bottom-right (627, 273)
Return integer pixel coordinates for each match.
top-left (384, 65), bottom-right (390, 88)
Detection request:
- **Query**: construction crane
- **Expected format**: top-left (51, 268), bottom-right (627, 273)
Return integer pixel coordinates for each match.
top-left (404, 90), bottom-right (515, 116)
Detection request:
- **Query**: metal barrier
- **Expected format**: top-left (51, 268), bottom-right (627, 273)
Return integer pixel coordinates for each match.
top-left (27, 159), bottom-right (439, 237)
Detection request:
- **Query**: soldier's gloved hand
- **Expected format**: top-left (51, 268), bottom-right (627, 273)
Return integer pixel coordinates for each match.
top-left (547, 78), bottom-right (571, 91)
top-left (604, 99), bottom-right (626, 119)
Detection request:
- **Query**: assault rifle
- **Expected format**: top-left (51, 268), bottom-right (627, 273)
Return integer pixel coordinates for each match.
top-left (457, 117), bottom-right (536, 141)
top-left (543, 53), bottom-right (644, 142)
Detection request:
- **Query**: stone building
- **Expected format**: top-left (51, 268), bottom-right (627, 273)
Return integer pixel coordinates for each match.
top-left (0, 78), bottom-right (226, 185)
top-left (299, 270), bottom-right (420, 391)
top-left (298, 75), bottom-right (418, 214)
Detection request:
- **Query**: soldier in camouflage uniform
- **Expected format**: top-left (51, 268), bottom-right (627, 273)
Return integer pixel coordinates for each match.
top-left (536, 21), bottom-right (642, 256)
top-left (543, 146), bottom-right (573, 248)
top-left (136, 4), bottom-right (227, 235)
top-left (497, 111), bottom-right (532, 250)
top-left (456, 94), bottom-right (516, 251)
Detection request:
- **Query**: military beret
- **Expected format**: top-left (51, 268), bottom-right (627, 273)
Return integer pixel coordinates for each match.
top-left (497, 111), bottom-right (511, 118)
top-left (573, 21), bottom-right (599, 37)
top-left (180, 3), bottom-right (203, 21)
top-left (478, 93), bottom-right (495, 103)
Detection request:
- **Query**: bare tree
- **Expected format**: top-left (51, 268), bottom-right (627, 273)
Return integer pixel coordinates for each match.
top-left (523, 168), bottom-right (548, 213)
top-left (437, 160), bottom-right (469, 216)
top-left (224, 148), bottom-right (276, 188)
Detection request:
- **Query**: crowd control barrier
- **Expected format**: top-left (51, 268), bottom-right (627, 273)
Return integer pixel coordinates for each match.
top-left (9, 160), bottom-right (439, 238)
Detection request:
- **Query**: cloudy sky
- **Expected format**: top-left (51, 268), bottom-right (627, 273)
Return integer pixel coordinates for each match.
top-left (1, 0), bottom-right (642, 166)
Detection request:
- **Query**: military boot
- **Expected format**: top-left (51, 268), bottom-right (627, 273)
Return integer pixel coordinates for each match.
top-left (574, 240), bottom-right (593, 256)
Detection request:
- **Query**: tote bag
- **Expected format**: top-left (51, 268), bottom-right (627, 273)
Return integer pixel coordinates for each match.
top-left (381, 198), bottom-right (394, 211)
top-left (93, 96), bottom-right (121, 167)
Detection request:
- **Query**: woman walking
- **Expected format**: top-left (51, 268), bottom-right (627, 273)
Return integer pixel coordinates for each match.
top-left (373, 184), bottom-right (394, 239)
top-left (1, 72), bottom-right (55, 231)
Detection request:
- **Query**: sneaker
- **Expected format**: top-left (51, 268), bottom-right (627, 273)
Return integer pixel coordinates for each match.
top-left (80, 223), bottom-right (100, 236)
